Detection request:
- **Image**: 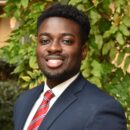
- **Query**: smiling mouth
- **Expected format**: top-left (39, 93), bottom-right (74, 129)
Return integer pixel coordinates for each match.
top-left (45, 55), bottom-right (64, 68)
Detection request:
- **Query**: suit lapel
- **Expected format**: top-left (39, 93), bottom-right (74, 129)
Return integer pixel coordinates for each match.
top-left (18, 85), bottom-right (43, 130)
top-left (39, 74), bottom-right (86, 130)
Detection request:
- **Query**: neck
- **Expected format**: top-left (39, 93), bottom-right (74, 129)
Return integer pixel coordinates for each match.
top-left (46, 73), bottom-right (79, 89)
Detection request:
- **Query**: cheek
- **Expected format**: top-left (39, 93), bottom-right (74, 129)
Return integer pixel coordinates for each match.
top-left (68, 49), bottom-right (82, 63)
top-left (36, 45), bottom-right (44, 56)
top-left (36, 47), bottom-right (44, 64)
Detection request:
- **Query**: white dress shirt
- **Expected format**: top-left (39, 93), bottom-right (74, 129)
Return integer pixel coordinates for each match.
top-left (23, 73), bottom-right (79, 130)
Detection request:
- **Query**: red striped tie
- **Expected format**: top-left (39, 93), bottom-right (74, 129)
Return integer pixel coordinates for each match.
top-left (27, 90), bottom-right (54, 130)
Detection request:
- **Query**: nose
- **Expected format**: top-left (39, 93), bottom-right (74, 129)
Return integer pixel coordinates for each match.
top-left (47, 40), bottom-right (62, 53)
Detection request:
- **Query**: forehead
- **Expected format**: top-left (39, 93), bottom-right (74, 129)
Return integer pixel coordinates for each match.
top-left (38, 17), bottom-right (81, 35)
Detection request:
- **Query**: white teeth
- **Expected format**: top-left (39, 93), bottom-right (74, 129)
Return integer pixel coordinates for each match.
top-left (47, 59), bottom-right (63, 68)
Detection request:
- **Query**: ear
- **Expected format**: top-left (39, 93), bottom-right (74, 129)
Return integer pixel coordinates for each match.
top-left (81, 45), bottom-right (87, 60)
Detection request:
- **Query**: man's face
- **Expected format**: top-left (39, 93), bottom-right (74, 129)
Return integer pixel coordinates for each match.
top-left (36, 17), bottom-right (86, 86)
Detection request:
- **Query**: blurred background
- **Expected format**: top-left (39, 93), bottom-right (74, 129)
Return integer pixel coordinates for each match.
top-left (0, 0), bottom-right (130, 130)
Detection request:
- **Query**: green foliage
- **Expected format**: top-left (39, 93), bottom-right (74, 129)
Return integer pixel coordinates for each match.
top-left (0, 0), bottom-right (130, 129)
top-left (0, 80), bottom-right (19, 130)
top-left (0, 0), bottom-right (48, 89)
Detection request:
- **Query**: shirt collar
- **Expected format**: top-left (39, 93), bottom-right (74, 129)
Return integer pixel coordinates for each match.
top-left (44, 73), bottom-right (79, 98)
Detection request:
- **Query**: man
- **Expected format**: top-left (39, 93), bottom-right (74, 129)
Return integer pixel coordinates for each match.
top-left (13, 3), bottom-right (126, 130)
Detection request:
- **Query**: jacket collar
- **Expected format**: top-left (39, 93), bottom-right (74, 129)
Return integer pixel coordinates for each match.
top-left (38, 74), bottom-right (86, 130)
top-left (17, 84), bottom-right (43, 130)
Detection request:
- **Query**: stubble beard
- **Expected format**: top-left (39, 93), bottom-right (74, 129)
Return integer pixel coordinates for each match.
top-left (42, 69), bottom-right (70, 81)
top-left (42, 67), bottom-right (79, 83)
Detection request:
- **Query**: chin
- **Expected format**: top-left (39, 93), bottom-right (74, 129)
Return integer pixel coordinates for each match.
top-left (43, 71), bottom-right (66, 80)
top-left (42, 69), bottom-right (78, 82)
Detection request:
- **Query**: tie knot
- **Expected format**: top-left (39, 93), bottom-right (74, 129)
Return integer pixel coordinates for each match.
top-left (44, 90), bottom-right (54, 101)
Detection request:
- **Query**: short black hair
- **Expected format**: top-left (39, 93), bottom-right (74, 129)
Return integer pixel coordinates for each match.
top-left (37, 3), bottom-right (90, 44)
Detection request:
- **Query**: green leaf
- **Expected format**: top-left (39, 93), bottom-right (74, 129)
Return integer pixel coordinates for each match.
top-left (90, 10), bottom-right (101, 25)
top-left (102, 40), bottom-right (114, 55)
top-left (21, 82), bottom-right (29, 89)
top-left (91, 60), bottom-right (103, 78)
top-left (21, 76), bottom-right (31, 82)
top-left (37, 75), bottom-right (45, 84)
top-left (116, 52), bottom-right (125, 66)
top-left (124, 48), bottom-right (130, 53)
top-left (103, 30), bottom-right (111, 38)
top-left (103, 26), bottom-right (118, 38)
top-left (27, 71), bottom-right (35, 79)
top-left (21, 0), bottom-right (29, 8)
top-left (58, 0), bottom-right (69, 4)
top-left (102, 63), bottom-right (113, 75)
top-left (109, 47), bottom-right (116, 61)
top-left (13, 64), bottom-right (24, 74)
top-left (95, 35), bottom-right (103, 50)
top-left (27, 69), bottom-right (41, 79)
top-left (99, 19), bottom-right (111, 33)
top-left (123, 16), bottom-right (130, 28)
top-left (124, 56), bottom-right (130, 72)
top-left (77, 4), bottom-right (86, 11)
top-left (82, 69), bottom-right (91, 78)
top-left (33, 69), bottom-right (41, 76)
top-left (110, 26), bottom-right (118, 34)
top-left (29, 57), bottom-right (38, 69)
top-left (119, 24), bottom-right (130, 36)
top-left (29, 81), bottom-right (38, 89)
top-left (116, 32), bottom-right (125, 45)
top-left (69, 0), bottom-right (82, 5)
top-left (89, 77), bottom-right (102, 88)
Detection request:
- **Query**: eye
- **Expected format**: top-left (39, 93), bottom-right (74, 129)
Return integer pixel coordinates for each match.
top-left (62, 39), bottom-right (73, 45)
top-left (40, 38), bottom-right (50, 45)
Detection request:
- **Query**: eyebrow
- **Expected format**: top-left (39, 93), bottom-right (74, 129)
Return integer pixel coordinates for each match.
top-left (39, 32), bottom-right (75, 37)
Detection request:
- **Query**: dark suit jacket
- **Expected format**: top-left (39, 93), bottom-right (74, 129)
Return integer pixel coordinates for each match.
top-left (13, 75), bottom-right (126, 130)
